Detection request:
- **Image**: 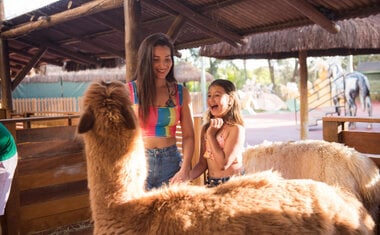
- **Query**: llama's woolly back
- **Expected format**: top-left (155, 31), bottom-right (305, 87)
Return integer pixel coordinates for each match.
top-left (243, 139), bottom-right (380, 225)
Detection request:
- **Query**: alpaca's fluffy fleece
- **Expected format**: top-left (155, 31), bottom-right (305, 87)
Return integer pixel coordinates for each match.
top-left (243, 140), bottom-right (380, 224)
top-left (78, 81), bottom-right (375, 235)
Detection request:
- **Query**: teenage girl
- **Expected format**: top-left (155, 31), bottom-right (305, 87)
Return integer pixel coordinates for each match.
top-left (127, 33), bottom-right (194, 190)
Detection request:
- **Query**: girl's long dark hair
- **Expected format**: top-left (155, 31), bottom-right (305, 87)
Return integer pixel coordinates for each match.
top-left (132, 33), bottom-right (177, 123)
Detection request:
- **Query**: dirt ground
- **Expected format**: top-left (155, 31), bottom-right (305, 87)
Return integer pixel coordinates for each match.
top-left (244, 101), bottom-right (380, 146)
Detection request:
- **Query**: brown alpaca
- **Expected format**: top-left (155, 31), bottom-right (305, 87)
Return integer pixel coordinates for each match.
top-left (243, 140), bottom-right (380, 225)
top-left (78, 81), bottom-right (374, 235)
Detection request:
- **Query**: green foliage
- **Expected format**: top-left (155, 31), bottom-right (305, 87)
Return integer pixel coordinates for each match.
top-left (253, 67), bottom-right (271, 85)
top-left (215, 62), bottom-right (247, 89)
top-left (179, 48), bottom-right (380, 96)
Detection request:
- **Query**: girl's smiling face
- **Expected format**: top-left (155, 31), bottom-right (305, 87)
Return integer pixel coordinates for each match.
top-left (207, 84), bottom-right (232, 117)
top-left (153, 45), bottom-right (172, 80)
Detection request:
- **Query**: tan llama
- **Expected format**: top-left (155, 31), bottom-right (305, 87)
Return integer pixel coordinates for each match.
top-left (78, 81), bottom-right (374, 235)
top-left (243, 140), bottom-right (380, 226)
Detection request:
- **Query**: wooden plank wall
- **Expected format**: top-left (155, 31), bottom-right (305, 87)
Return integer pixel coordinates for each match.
top-left (3, 119), bottom-right (91, 234)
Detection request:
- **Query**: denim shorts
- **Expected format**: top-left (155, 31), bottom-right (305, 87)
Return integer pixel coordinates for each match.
top-left (205, 170), bottom-right (245, 188)
top-left (205, 176), bottom-right (231, 188)
top-left (145, 145), bottom-right (182, 190)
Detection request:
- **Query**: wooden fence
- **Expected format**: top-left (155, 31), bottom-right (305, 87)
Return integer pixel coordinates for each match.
top-left (1, 116), bottom-right (90, 234)
top-left (323, 116), bottom-right (380, 167)
top-left (9, 93), bottom-right (203, 116)
top-left (12, 97), bottom-right (82, 115)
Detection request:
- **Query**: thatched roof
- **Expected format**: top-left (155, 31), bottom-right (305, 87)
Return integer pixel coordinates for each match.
top-left (199, 14), bottom-right (380, 60)
top-left (174, 61), bottom-right (214, 83)
top-left (22, 62), bottom-right (213, 83)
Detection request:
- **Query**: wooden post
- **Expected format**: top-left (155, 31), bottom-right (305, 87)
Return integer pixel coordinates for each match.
top-left (192, 115), bottom-right (203, 185)
top-left (0, 0), bottom-right (12, 118)
top-left (298, 51), bottom-right (308, 139)
top-left (124, 0), bottom-right (141, 81)
top-left (322, 118), bottom-right (341, 143)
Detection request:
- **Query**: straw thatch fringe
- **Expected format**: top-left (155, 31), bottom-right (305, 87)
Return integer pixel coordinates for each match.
top-left (24, 62), bottom-right (214, 83)
top-left (23, 67), bottom-right (126, 83)
top-left (200, 14), bottom-right (380, 59)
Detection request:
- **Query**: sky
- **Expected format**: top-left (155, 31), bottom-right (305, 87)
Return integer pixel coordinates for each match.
top-left (3, 0), bottom-right (59, 19)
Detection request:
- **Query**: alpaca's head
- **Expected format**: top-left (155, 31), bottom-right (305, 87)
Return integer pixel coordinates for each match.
top-left (78, 80), bottom-right (137, 137)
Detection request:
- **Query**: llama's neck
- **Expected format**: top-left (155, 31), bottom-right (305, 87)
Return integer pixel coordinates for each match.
top-left (85, 130), bottom-right (146, 206)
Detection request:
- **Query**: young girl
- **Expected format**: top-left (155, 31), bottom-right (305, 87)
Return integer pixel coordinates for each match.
top-left (189, 79), bottom-right (245, 187)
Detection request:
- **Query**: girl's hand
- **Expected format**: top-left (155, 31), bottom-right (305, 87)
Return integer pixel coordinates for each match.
top-left (170, 167), bottom-right (190, 184)
top-left (207, 118), bottom-right (224, 136)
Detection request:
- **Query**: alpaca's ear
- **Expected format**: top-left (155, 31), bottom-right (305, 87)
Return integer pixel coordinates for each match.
top-left (78, 109), bottom-right (95, 133)
top-left (121, 107), bottom-right (136, 130)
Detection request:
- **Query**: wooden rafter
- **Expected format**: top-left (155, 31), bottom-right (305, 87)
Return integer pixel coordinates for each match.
top-left (9, 48), bottom-right (62, 66)
top-left (200, 0), bottom-right (249, 12)
top-left (0, 0), bottom-right (124, 39)
top-left (11, 47), bottom-right (47, 90)
top-left (284, 0), bottom-right (340, 33)
top-left (48, 28), bottom-right (125, 58)
top-left (167, 15), bottom-right (186, 42)
top-left (59, 29), bottom-right (116, 46)
top-left (91, 13), bottom-right (125, 32)
top-left (17, 38), bottom-right (101, 66)
top-left (155, 0), bottom-right (245, 47)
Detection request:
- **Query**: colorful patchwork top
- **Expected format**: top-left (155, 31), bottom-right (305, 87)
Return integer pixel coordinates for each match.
top-left (0, 123), bottom-right (17, 161)
top-left (127, 81), bottom-right (183, 138)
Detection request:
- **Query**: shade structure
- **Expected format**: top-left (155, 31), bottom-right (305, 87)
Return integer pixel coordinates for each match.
top-left (174, 61), bottom-right (214, 83)
top-left (200, 14), bottom-right (380, 59)
top-left (200, 14), bottom-right (380, 141)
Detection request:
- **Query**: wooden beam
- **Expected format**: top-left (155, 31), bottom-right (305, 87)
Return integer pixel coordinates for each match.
top-left (9, 48), bottom-right (64, 66)
top-left (124, 0), bottom-right (141, 82)
top-left (156, 0), bottom-right (245, 47)
top-left (17, 38), bottom-right (101, 66)
top-left (0, 39), bottom-right (12, 116)
top-left (142, 0), bottom-right (177, 16)
top-left (200, 0), bottom-right (248, 12)
top-left (59, 29), bottom-right (116, 46)
top-left (284, 0), bottom-right (340, 34)
top-left (1, 0), bottom-right (124, 39)
top-left (11, 47), bottom-right (47, 91)
top-left (49, 28), bottom-right (125, 58)
top-left (298, 50), bottom-right (308, 140)
top-left (90, 12), bottom-right (125, 32)
top-left (167, 15), bottom-right (186, 43)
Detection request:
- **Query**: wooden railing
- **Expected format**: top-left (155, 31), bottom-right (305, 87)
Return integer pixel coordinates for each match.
top-left (12, 97), bottom-right (82, 114)
top-left (1, 115), bottom-right (88, 234)
top-left (323, 116), bottom-right (380, 166)
top-left (10, 93), bottom-right (204, 116)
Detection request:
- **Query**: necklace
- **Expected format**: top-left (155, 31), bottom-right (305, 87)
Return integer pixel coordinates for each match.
top-left (165, 82), bottom-right (175, 107)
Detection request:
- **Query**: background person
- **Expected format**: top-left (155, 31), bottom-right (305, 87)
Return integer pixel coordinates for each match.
top-left (127, 33), bottom-right (195, 190)
top-left (0, 123), bottom-right (18, 234)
